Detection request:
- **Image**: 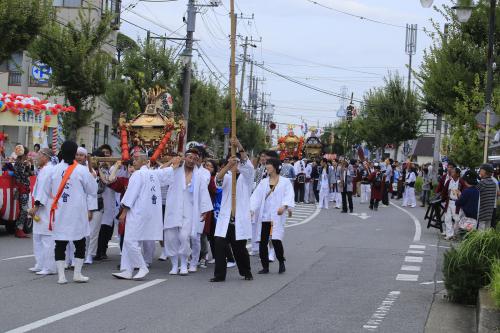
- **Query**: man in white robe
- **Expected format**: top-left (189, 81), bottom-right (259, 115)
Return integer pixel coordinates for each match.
top-left (47, 141), bottom-right (98, 284)
top-left (211, 142), bottom-right (254, 282)
top-left (157, 150), bottom-right (213, 276)
top-left (28, 148), bottom-right (56, 275)
top-left (112, 155), bottom-right (164, 280)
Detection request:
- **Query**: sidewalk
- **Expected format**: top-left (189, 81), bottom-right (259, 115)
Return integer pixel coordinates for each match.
top-left (424, 234), bottom-right (477, 333)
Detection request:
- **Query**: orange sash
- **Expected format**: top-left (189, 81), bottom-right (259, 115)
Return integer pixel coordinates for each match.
top-left (49, 161), bottom-right (78, 231)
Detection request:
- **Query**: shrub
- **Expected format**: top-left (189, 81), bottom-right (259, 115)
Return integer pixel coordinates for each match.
top-left (491, 260), bottom-right (500, 308)
top-left (443, 230), bottom-right (500, 304)
top-left (415, 176), bottom-right (423, 194)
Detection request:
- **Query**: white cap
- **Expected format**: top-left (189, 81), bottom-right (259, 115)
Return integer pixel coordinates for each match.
top-left (77, 147), bottom-right (88, 156)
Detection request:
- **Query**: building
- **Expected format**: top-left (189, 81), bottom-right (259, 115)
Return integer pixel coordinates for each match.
top-left (0, 0), bottom-right (120, 154)
top-left (409, 112), bottom-right (449, 165)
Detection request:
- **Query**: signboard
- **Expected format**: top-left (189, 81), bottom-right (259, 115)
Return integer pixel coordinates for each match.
top-left (0, 111), bottom-right (57, 127)
top-left (31, 62), bottom-right (52, 83)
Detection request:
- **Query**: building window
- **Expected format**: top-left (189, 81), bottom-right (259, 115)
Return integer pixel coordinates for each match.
top-left (103, 125), bottom-right (109, 144)
top-left (93, 122), bottom-right (100, 151)
top-left (53, 0), bottom-right (82, 7)
top-left (422, 119), bottom-right (436, 134)
top-left (102, 0), bottom-right (121, 29)
top-left (8, 71), bottom-right (21, 86)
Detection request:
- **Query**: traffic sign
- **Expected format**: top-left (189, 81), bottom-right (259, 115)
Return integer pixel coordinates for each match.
top-left (31, 61), bottom-right (52, 83)
top-left (475, 106), bottom-right (499, 127)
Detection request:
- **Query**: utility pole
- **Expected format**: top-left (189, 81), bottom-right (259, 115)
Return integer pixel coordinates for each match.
top-left (404, 23), bottom-right (417, 160)
top-left (247, 59), bottom-right (254, 114)
top-left (238, 36), bottom-right (249, 109)
top-left (483, 0), bottom-right (496, 163)
top-left (181, 0), bottom-right (218, 148)
top-left (432, 23), bottom-right (448, 183)
top-left (181, 0), bottom-right (196, 149)
top-left (229, 2), bottom-right (237, 216)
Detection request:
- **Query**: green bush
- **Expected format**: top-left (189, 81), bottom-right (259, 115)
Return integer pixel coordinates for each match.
top-left (491, 260), bottom-right (500, 308)
top-left (443, 230), bottom-right (500, 304)
top-left (415, 176), bottom-right (423, 194)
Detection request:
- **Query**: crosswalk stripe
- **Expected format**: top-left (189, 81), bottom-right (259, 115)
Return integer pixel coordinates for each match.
top-left (396, 274), bottom-right (419, 281)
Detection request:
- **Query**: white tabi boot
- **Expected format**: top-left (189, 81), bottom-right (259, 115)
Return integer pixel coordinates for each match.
top-left (56, 261), bottom-right (67, 284)
top-left (133, 267), bottom-right (149, 280)
top-left (179, 255), bottom-right (188, 276)
top-left (84, 255), bottom-right (93, 265)
top-left (73, 258), bottom-right (89, 283)
top-left (112, 270), bottom-right (133, 280)
top-left (169, 255), bottom-right (179, 275)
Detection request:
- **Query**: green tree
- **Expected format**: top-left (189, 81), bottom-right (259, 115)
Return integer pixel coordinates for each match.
top-left (359, 73), bottom-right (421, 159)
top-left (444, 75), bottom-right (484, 168)
top-left (0, 0), bottom-right (53, 64)
top-left (418, 1), bottom-right (500, 130)
top-left (116, 32), bottom-right (138, 63)
top-left (120, 39), bottom-right (181, 112)
top-left (28, 10), bottom-right (115, 139)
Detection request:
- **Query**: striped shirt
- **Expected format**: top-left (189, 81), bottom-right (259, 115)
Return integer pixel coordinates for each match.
top-left (476, 177), bottom-right (497, 223)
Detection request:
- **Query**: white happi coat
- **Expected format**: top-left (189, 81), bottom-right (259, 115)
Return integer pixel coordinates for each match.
top-left (32, 164), bottom-right (54, 236)
top-left (250, 176), bottom-right (295, 241)
top-left (215, 159), bottom-right (255, 240)
top-left (121, 166), bottom-right (163, 241)
top-left (158, 166), bottom-right (213, 237)
top-left (48, 162), bottom-right (98, 241)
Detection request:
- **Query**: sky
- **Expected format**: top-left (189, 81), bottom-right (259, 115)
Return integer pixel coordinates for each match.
top-left (119, 0), bottom-right (449, 137)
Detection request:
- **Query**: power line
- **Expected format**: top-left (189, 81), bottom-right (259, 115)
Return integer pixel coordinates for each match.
top-left (252, 62), bottom-right (364, 103)
top-left (305, 0), bottom-right (424, 31)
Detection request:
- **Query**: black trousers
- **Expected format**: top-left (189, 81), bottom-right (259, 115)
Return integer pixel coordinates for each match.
top-left (341, 191), bottom-right (353, 212)
top-left (208, 220), bottom-right (235, 263)
top-left (259, 222), bottom-right (285, 270)
top-left (369, 198), bottom-right (380, 209)
top-left (313, 180), bottom-right (320, 202)
top-left (213, 223), bottom-right (251, 280)
top-left (96, 223), bottom-right (114, 257)
top-left (382, 182), bottom-right (390, 205)
top-left (55, 238), bottom-right (86, 261)
top-left (294, 181), bottom-right (305, 203)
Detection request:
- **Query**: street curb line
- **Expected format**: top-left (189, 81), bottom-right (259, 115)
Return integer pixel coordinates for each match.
top-left (390, 203), bottom-right (422, 242)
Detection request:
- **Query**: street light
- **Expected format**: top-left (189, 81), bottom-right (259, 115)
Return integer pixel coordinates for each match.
top-left (420, 0), bottom-right (434, 8)
top-left (452, 5), bottom-right (474, 23)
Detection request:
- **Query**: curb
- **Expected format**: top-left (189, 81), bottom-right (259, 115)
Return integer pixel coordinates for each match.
top-left (477, 288), bottom-right (500, 333)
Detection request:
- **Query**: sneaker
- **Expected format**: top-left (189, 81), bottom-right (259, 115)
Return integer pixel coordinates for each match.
top-left (207, 259), bottom-right (215, 264)
top-left (158, 253), bottom-right (167, 261)
top-left (199, 259), bottom-right (207, 269)
top-left (36, 269), bottom-right (56, 275)
top-left (29, 267), bottom-right (42, 273)
top-left (188, 265), bottom-right (198, 273)
top-left (227, 261), bottom-right (236, 268)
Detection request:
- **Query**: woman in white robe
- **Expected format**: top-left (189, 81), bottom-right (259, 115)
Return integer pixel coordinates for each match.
top-left (47, 141), bottom-right (98, 284)
top-left (402, 163), bottom-right (417, 208)
top-left (250, 158), bottom-right (295, 274)
top-left (28, 149), bottom-right (56, 275)
top-left (112, 157), bottom-right (164, 280)
top-left (318, 158), bottom-right (331, 209)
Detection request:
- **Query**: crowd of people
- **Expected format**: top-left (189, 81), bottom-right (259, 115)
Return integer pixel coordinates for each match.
top-left (15, 139), bottom-right (297, 284)
top-left (4, 140), bottom-right (498, 283)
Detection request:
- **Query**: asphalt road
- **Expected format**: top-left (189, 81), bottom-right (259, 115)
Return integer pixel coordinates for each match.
top-left (0, 197), bottom-right (442, 333)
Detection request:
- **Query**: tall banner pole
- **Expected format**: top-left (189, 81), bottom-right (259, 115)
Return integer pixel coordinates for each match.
top-left (230, 0), bottom-right (237, 217)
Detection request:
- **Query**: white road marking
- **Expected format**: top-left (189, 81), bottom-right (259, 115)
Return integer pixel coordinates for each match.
top-left (286, 205), bottom-right (321, 229)
top-left (363, 291), bottom-right (400, 331)
top-left (401, 265), bottom-right (421, 272)
top-left (404, 256), bottom-right (423, 263)
top-left (390, 203), bottom-right (421, 242)
top-left (4, 279), bottom-right (166, 333)
top-left (349, 212), bottom-right (371, 220)
top-left (420, 280), bottom-right (444, 285)
top-left (396, 274), bottom-right (419, 282)
top-left (1, 254), bottom-right (35, 261)
top-left (407, 250), bottom-right (425, 254)
top-left (409, 245), bottom-right (426, 249)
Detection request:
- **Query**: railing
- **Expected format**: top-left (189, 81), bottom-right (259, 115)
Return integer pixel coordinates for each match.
top-left (8, 71), bottom-right (21, 86)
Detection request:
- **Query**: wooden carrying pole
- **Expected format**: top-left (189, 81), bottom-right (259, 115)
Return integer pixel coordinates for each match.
top-left (230, 0), bottom-right (237, 217)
